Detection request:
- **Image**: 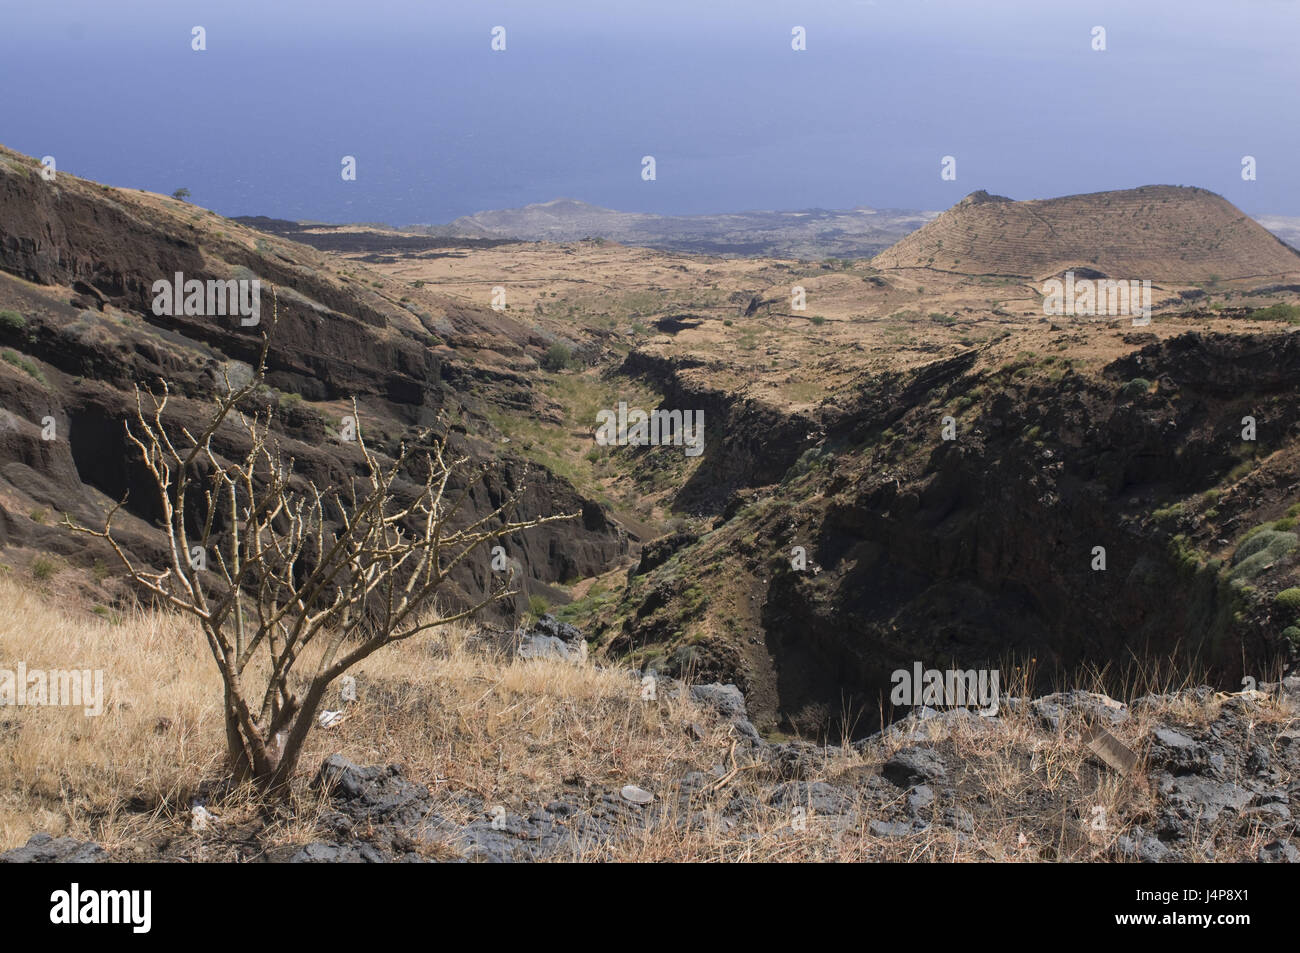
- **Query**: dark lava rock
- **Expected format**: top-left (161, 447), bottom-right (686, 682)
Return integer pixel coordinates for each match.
top-left (869, 819), bottom-right (916, 839)
top-left (1032, 691), bottom-right (1128, 731)
top-left (629, 531), bottom-right (698, 579)
top-left (0, 832), bottom-right (106, 863)
top-left (518, 615), bottom-right (588, 662)
top-left (1246, 744), bottom-right (1271, 775)
top-left (906, 784), bottom-right (936, 815)
top-left (768, 740), bottom-right (829, 780)
top-left (1258, 839), bottom-right (1300, 863)
top-left (882, 747), bottom-right (947, 786)
top-left (1116, 829), bottom-right (1172, 863)
top-left (1148, 726), bottom-right (1211, 773)
top-left (690, 682), bottom-right (764, 745)
top-left (1159, 775), bottom-right (1254, 825)
top-left (289, 841), bottom-right (390, 863)
top-left (313, 755), bottom-right (435, 828)
top-left (941, 806), bottom-right (975, 833)
top-left (769, 781), bottom-right (852, 816)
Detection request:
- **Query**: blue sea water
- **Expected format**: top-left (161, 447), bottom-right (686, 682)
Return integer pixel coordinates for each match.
top-left (2, 0), bottom-right (1297, 224)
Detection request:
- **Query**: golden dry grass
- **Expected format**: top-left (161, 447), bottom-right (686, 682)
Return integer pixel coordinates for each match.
top-left (1, 573), bottom-right (1293, 861)
top-left (0, 573), bottom-right (735, 856)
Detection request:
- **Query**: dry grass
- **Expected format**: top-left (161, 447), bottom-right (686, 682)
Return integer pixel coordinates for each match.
top-left (0, 573), bottom-right (222, 847)
top-left (0, 573), bottom-right (734, 856)
top-left (1, 574), bottom-right (1293, 861)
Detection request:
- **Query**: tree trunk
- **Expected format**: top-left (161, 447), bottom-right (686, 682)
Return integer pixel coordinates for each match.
top-left (261, 679), bottom-right (331, 794)
top-left (224, 689), bottom-right (253, 782)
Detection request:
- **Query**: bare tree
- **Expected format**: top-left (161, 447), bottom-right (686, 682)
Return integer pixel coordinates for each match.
top-left (71, 304), bottom-right (572, 792)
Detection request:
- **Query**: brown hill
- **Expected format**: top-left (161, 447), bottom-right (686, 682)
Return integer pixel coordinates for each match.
top-left (872, 185), bottom-right (1300, 282)
top-left (0, 145), bottom-right (627, 619)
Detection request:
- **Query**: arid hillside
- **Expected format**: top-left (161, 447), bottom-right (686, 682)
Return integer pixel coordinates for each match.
top-left (3, 147), bottom-right (1300, 742)
top-left (3, 153), bottom-right (1300, 865)
top-left (873, 186), bottom-right (1300, 282)
top-left (0, 145), bottom-right (627, 622)
top-left (311, 185), bottom-right (1300, 740)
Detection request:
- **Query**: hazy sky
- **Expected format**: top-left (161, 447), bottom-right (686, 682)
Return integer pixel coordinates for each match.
top-left (3, 0), bottom-right (1297, 222)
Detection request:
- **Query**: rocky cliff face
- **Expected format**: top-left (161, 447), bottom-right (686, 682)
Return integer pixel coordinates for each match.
top-left (5, 146), bottom-right (1299, 743)
top-left (618, 350), bottom-right (820, 513)
top-left (594, 329), bottom-right (1300, 736)
top-left (0, 148), bottom-right (626, 619)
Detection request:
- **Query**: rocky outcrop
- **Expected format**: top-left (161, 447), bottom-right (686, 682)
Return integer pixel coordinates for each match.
top-left (0, 148), bottom-right (627, 619)
top-left (757, 335), bottom-right (1299, 732)
top-left (618, 350), bottom-right (818, 513)
top-left (605, 330), bottom-right (1300, 736)
top-left (0, 833), bottom-right (106, 863)
top-left (12, 679), bottom-right (1295, 863)
top-left (517, 615), bottom-right (589, 662)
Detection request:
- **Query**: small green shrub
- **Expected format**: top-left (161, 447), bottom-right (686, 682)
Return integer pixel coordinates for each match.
top-left (1235, 529), bottom-right (1296, 563)
top-left (91, 605), bottom-right (122, 625)
top-left (1224, 460), bottom-right (1254, 484)
top-left (1169, 534), bottom-right (1203, 576)
top-left (1120, 377), bottom-right (1152, 399)
top-left (1274, 588), bottom-right (1300, 611)
top-left (31, 556), bottom-right (57, 581)
top-left (541, 342), bottom-right (573, 371)
top-left (1, 350), bottom-right (46, 384)
top-left (0, 310), bottom-right (25, 333)
top-left (1228, 530), bottom-right (1299, 581)
top-left (1151, 502), bottom-right (1184, 524)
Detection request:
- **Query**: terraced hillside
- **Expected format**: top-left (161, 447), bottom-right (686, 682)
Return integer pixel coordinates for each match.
top-left (873, 186), bottom-right (1300, 282)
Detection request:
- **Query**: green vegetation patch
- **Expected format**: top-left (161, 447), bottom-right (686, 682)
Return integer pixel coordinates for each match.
top-left (1228, 529), bottom-right (1299, 582)
top-left (1, 349), bottom-right (46, 384)
top-left (1249, 303), bottom-right (1300, 323)
top-left (1120, 377), bottom-right (1152, 399)
top-left (1273, 587), bottom-right (1300, 611)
